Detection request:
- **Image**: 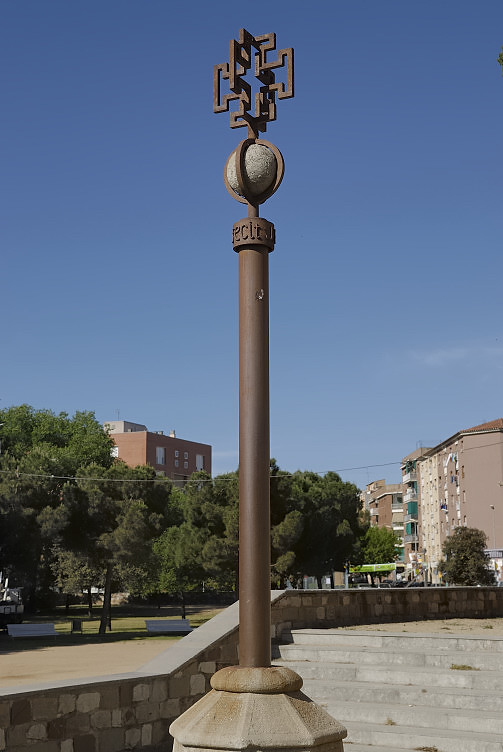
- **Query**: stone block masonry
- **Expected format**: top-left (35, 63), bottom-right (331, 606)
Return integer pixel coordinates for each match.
top-left (1, 588), bottom-right (502, 752)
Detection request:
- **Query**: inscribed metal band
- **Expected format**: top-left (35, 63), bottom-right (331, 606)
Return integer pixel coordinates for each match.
top-left (232, 218), bottom-right (275, 252)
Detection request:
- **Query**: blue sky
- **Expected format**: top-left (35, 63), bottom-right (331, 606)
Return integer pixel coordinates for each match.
top-left (2, 1), bottom-right (503, 490)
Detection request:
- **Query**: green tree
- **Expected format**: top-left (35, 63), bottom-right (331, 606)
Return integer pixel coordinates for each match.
top-left (74, 462), bottom-right (178, 633)
top-left (271, 510), bottom-right (303, 584)
top-left (181, 471), bottom-right (239, 591)
top-left (439, 527), bottom-right (495, 586)
top-left (50, 547), bottom-right (103, 615)
top-left (288, 471), bottom-right (365, 587)
top-left (269, 460), bottom-right (303, 585)
top-left (153, 524), bottom-right (207, 617)
top-left (0, 406), bottom-right (115, 606)
top-left (152, 471), bottom-right (239, 604)
top-left (362, 526), bottom-right (400, 565)
top-left (0, 404), bottom-right (114, 468)
top-left (498, 46), bottom-right (503, 74)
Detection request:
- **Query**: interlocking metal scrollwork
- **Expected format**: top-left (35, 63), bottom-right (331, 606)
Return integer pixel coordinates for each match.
top-left (213, 29), bottom-right (294, 135)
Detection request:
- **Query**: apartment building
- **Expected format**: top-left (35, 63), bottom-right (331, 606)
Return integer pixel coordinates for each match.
top-left (105, 420), bottom-right (212, 483)
top-left (400, 447), bottom-right (431, 574)
top-left (404, 419), bottom-right (503, 583)
top-left (362, 479), bottom-right (404, 561)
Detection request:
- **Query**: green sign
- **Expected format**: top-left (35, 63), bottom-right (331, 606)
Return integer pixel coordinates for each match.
top-left (350, 563), bottom-right (396, 573)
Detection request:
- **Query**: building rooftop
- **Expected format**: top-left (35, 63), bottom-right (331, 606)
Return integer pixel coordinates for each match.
top-left (461, 418), bottom-right (503, 434)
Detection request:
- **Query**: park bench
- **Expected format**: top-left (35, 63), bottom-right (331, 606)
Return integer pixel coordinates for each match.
top-left (145, 619), bottom-right (192, 635)
top-left (7, 623), bottom-right (58, 638)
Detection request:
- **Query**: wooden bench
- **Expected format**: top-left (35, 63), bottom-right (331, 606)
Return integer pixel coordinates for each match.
top-left (145, 619), bottom-right (192, 635)
top-left (7, 623), bottom-right (58, 638)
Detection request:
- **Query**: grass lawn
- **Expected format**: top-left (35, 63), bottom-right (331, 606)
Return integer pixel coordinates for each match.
top-left (0, 604), bottom-right (223, 652)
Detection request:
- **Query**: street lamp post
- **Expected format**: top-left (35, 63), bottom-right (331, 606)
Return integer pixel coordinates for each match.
top-left (169, 29), bottom-right (346, 752)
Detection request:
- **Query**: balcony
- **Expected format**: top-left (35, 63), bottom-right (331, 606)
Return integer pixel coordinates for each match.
top-left (404, 490), bottom-right (417, 503)
top-left (392, 503), bottom-right (403, 512)
top-left (402, 471), bottom-right (417, 483)
top-left (404, 513), bottom-right (418, 523)
top-left (404, 534), bottom-right (419, 544)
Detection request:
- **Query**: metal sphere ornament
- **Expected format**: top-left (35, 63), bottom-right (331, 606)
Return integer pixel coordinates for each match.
top-left (224, 138), bottom-right (285, 206)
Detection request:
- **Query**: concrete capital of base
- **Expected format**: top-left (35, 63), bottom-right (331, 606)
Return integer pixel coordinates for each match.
top-left (210, 666), bottom-right (303, 694)
top-left (170, 667), bottom-right (347, 752)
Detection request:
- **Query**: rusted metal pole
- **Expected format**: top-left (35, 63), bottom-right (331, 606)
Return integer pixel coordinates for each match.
top-left (238, 240), bottom-right (271, 667)
top-left (213, 27), bottom-right (293, 670)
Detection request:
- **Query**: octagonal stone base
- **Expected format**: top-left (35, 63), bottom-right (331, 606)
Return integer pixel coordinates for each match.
top-left (170, 667), bottom-right (347, 752)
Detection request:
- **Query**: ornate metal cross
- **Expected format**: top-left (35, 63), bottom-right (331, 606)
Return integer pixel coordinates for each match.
top-left (213, 28), bottom-right (294, 137)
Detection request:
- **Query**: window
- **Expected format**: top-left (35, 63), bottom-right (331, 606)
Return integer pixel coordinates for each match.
top-left (175, 450), bottom-right (179, 458)
top-left (196, 454), bottom-right (204, 471)
top-left (184, 461), bottom-right (189, 469)
top-left (156, 447), bottom-right (166, 465)
top-left (175, 460), bottom-right (179, 468)
top-left (184, 452), bottom-right (189, 459)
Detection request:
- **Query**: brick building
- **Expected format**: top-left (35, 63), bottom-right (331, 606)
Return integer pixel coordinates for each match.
top-left (362, 479), bottom-right (404, 561)
top-left (105, 420), bottom-right (211, 484)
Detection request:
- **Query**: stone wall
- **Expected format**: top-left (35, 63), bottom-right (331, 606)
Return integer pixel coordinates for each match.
top-left (1, 587), bottom-right (502, 752)
top-left (270, 585), bottom-right (503, 639)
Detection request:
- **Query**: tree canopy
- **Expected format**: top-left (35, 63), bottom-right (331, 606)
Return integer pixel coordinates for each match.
top-left (361, 525), bottom-right (400, 565)
top-left (439, 527), bottom-right (495, 586)
top-left (0, 405), bottom-right (178, 626)
top-left (0, 405), bottom-right (367, 610)
top-left (282, 470), bottom-right (365, 586)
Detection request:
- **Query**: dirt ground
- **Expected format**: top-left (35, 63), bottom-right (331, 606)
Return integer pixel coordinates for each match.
top-left (1, 618), bottom-right (503, 690)
top-left (336, 617), bottom-right (503, 635)
top-left (0, 638), bottom-right (174, 689)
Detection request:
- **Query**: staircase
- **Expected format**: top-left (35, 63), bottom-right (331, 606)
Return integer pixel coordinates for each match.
top-left (272, 628), bottom-right (503, 752)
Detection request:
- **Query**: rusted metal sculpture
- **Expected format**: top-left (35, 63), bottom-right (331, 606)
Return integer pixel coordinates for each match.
top-left (170, 31), bottom-right (346, 752)
top-left (213, 29), bottom-right (294, 136)
top-left (214, 28), bottom-right (294, 668)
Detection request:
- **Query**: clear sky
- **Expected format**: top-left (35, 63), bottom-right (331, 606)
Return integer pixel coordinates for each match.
top-left (2, 1), bottom-right (502, 490)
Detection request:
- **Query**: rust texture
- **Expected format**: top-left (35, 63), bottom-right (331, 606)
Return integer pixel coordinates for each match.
top-left (232, 218), bottom-right (275, 252)
top-left (214, 28), bottom-right (294, 137)
top-left (214, 30), bottom-right (294, 669)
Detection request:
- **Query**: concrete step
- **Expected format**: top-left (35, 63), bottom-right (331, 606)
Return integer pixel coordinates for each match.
top-left (313, 698), bottom-right (503, 735)
top-left (284, 628), bottom-right (503, 652)
top-left (344, 745), bottom-right (417, 752)
top-left (273, 628), bottom-right (503, 752)
top-left (343, 720), bottom-right (503, 752)
top-left (299, 677), bottom-right (503, 712)
top-left (275, 658), bottom-right (503, 691)
top-left (274, 642), bottom-right (503, 671)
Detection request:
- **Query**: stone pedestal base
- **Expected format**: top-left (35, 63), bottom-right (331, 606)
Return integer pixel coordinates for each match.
top-left (169, 666), bottom-right (347, 752)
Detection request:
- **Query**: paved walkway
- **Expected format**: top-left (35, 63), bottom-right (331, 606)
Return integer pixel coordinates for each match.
top-left (1, 618), bottom-right (502, 690)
